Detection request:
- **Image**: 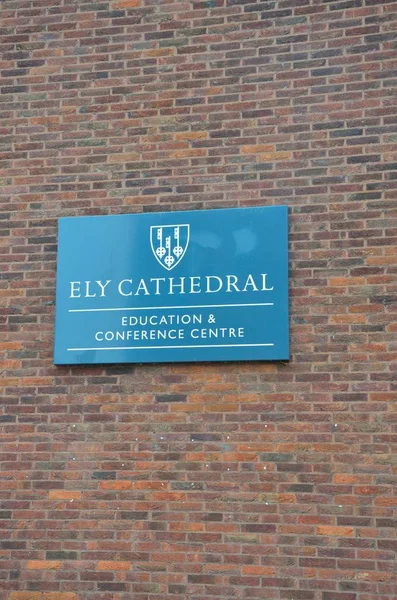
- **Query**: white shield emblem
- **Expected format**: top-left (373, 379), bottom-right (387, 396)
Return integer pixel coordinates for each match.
top-left (150, 224), bottom-right (190, 271)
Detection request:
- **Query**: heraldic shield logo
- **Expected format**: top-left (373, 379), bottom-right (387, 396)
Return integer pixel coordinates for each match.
top-left (150, 224), bottom-right (190, 271)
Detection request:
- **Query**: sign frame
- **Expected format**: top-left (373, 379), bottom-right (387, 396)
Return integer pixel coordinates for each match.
top-left (54, 206), bottom-right (289, 365)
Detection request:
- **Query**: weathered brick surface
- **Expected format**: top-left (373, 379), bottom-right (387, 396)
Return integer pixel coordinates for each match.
top-left (1, 1), bottom-right (397, 599)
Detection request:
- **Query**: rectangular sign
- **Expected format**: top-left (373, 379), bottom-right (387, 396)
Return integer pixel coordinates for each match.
top-left (54, 206), bottom-right (289, 364)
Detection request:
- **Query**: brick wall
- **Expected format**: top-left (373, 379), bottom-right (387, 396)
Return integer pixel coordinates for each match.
top-left (1, 1), bottom-right (396, 599)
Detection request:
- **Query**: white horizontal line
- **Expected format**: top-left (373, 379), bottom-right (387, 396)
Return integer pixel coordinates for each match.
top-left (68, 302), bottom-right (274, 313)
top-left (67, 343), bottom-right (275, 351)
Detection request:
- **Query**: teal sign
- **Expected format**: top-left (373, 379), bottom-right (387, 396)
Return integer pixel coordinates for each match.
top-left (54, 206), bottom-right (289, 365)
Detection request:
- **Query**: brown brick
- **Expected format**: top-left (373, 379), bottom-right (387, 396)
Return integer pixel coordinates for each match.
top-left (240, 144), bottom-right (274, 155)
top-left (170, 148), bottom-right (207, 158)
top-left (98, 561), bottom-right (131, 570)
top-left (27, 561), bottom-right (62, 570)
top-left (43, 594), bottom-right (77, 600)
top-left (334, 474), bottom-right (368, 484)
top-left (112, 0), bottom-right (141, 7)
top-left (175, 132), bottom-right (208, 141)
top-left (48, 491), bottom-right (82, 500)
top-left (108, 152), bottom-right (140, 163)
top-left (317, 526), bottom-right (354, 537)
top-left (30, 65), bottom-right (60, 76)
top-left (100, 480), bottom-right (133, 490)
top-left (9, 594), bottom-right (42, 600)
top-left (258, 151), bottom-right (292, 161)
top-left (374, 497), bottom-right (397, 506)
top-left (242, 566), bottom-right (276, 575)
